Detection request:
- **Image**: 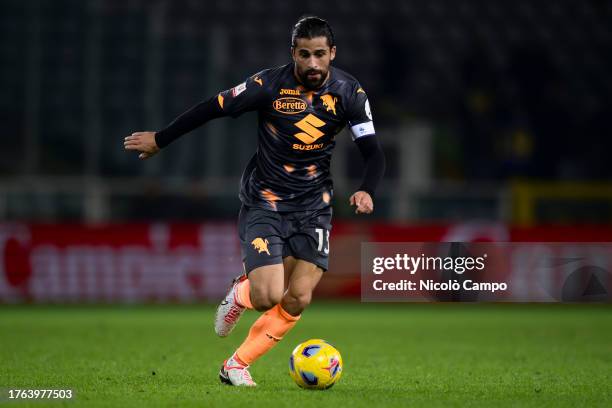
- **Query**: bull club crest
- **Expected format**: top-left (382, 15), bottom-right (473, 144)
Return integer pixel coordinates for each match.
top-left (251, 237), bottom-right (270, 255)
top-left (320, 94), bottom-right (337, 115)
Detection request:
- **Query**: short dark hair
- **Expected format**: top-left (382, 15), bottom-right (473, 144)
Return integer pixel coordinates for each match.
top-left (291, 16), bottom-right (335, 48)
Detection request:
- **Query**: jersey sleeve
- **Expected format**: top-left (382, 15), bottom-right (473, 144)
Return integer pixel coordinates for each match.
top-left (216, 72), bottom-right (270, 118)
top-left (345, 84), bottom-right (376, 141)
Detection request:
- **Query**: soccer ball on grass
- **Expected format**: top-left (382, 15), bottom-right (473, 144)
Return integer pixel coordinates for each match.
top-left (289, 339), bottom-right (343, 389)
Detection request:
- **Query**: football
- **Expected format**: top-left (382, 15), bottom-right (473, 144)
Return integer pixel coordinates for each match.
top-left (289, 339), bottom-right (343, 389)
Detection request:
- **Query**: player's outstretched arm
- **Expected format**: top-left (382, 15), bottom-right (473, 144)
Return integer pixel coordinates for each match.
top-left (124, 132), bottom-right (160, 160)
top-left (124, 74), bottom-right (267, 160)
top-left (123, 95), bottom-right (225, 159)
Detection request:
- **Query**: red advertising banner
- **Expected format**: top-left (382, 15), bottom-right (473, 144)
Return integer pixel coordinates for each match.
top-left (0, 223), bottom-right (242, 303)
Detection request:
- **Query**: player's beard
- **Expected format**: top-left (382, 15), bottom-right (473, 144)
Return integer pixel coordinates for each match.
top-left (298, 68), bottom-right (327, 89)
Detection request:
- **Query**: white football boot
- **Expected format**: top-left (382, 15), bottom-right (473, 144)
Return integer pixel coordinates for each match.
top-left (219, 354), bottom-right (257, 387)
top-left (214, 274), bottom-right (248, 337)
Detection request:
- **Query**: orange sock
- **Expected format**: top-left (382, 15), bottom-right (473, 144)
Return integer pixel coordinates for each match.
top-left (235, 279), bottom-right (253, 309)
top-left (235, 304), bottom-right (300, 365)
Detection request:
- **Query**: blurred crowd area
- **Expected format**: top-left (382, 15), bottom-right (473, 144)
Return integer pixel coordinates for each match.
top-left (0, 0), bottom-right (611, 223)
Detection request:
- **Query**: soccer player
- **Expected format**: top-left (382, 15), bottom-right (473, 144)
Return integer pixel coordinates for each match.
top-left (124, 16), bottom-right (385, 386)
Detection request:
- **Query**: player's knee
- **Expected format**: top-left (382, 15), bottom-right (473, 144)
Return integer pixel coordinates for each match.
top-left (284, 292), bottom-right (312, 314)
top-left (298, 292), bottom-right (313, 308)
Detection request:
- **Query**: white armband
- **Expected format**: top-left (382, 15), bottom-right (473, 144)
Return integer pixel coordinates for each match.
top-left (349, 121), bottom-right (376, 141)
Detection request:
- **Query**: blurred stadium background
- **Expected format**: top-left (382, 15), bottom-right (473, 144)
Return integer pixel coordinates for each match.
top-left (0, 0), bottom-right (611, 303)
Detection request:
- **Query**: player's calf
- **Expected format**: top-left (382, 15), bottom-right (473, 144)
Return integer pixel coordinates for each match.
top-left (249, 289), bottom-right (283, 312)
top-left (247, 264), bottom-right (285, 312)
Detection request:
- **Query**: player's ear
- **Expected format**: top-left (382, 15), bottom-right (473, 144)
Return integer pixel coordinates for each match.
top-left (330, 46), bottom-right (336, 61)
top-left (290, 46), bottom-right (296, 62)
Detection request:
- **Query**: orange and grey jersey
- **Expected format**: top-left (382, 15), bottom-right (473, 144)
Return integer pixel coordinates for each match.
top-left (217, 63), bottom-right (376, 212)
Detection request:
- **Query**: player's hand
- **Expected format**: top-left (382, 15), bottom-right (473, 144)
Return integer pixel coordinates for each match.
top-left (124, 132), bottom-right (160, 160)
top-left (349, 191), bottom-right (374, 214)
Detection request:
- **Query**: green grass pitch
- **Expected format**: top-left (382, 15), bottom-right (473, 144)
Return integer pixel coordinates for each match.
top-left (1, 303), bottom-right (611, 407)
